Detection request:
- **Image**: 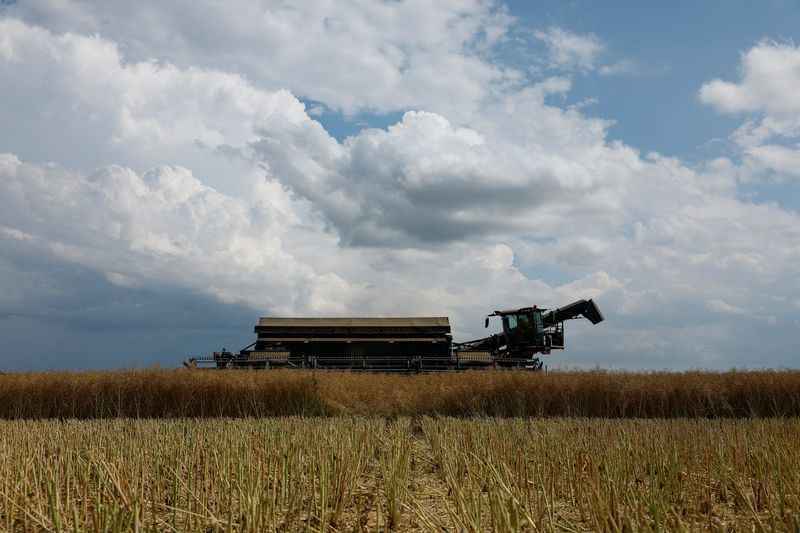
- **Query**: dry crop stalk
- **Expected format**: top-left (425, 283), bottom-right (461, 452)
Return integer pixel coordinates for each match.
top-left (1, 417), bottom-right (800, 531)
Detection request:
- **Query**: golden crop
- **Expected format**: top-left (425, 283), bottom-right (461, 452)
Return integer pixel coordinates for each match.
top-left (1, 417), bottom-right (798, 532)
top-left (3, 370), bottom-right (799, 531)
top-left (1, 368), bottom-right (799, 418)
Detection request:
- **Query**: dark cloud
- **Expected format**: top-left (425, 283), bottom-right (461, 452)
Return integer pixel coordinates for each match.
top-left (0, 257), bottom-right (258, 371)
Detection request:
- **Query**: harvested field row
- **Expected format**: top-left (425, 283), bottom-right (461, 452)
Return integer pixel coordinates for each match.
top-left (1, 418), bottom-right (798, 532)
top-left (1, 368), bottom-right (800, 418)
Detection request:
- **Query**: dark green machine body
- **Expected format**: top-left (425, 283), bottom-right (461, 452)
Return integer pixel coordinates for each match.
top-left (184, 299), bottom-right (604, 371)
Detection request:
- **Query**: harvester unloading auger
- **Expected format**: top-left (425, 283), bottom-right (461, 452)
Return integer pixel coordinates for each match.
top-left (184, 299), bottom-right (604, 371)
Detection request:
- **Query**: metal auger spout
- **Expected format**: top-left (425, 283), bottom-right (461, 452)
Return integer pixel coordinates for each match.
top-left (541, 299), bottom-right (604, 327)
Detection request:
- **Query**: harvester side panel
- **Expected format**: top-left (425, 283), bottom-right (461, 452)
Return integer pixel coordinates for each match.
top-left (254, 317), bottom-right (452, 367)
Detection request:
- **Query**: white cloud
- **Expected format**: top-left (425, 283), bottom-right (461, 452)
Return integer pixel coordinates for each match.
top-left (700, 41), bottom-right (800, 179)
top-left (0, 149), bottom-right (632, 347)
top-left (0, 19), bottom-right (629, 335)
top-left (743, 142), bottom-right (800, 177)
top-left (0, 11), bottom-right (799, 369)
top-left (598, 59), bottom-right (635, 76)
top-left (252, 108), bottom-right (612, 247)
top-left (0, 23), bottom-right (292, 134)
top-left (699, 41), bottom-right (800, 117)
top-left (533, 26), bottom-right (605, 72)
top-left (0, 153), bottom-right (367, 315)
top-left (707, 299), bottom-right (748, 315)
top-left (3, 0), bottom-right (518, 118)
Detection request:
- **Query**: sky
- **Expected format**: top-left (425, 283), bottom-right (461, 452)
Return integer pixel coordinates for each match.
top-left (1, 0), bottom-right (799, 371)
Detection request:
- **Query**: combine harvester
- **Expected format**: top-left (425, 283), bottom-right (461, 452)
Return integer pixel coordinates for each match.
top-left (185, 299), bottom-right (604, 371)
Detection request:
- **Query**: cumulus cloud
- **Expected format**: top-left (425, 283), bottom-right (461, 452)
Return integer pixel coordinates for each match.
top-left (0, 10), bottom-right (799, 369)
top-left (0, 17), bottom-right (321, 188)
top-left (699, 42), bottom-right (800, 117)
top-left (700, 41), bottom-right (800, 179)
top-left (0, 19), bottom-right (627, 341)
top-left (252, 108), bottom-right (627, 247)
top-left (3, 0), bottom-right (518, 118)
top-left (0, 14), bottom-right (619, 253)
top-left (0, 154), bottom-right (365, 315)
top-left (0, 148), bottom-right (633, 363)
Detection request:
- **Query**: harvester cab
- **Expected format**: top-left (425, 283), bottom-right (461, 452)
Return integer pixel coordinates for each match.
top-left (487, 307), bottom-right (549, 354)
top-left (485, 299), bottom-right (605, 356)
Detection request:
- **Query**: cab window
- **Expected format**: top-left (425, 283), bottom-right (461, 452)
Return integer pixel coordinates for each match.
top-left (533, 312), bottom-right (543, 333)
top-left (516, 313), bottom-right (532, 333)
top-left (507, 315), bottom-right (518, 329)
